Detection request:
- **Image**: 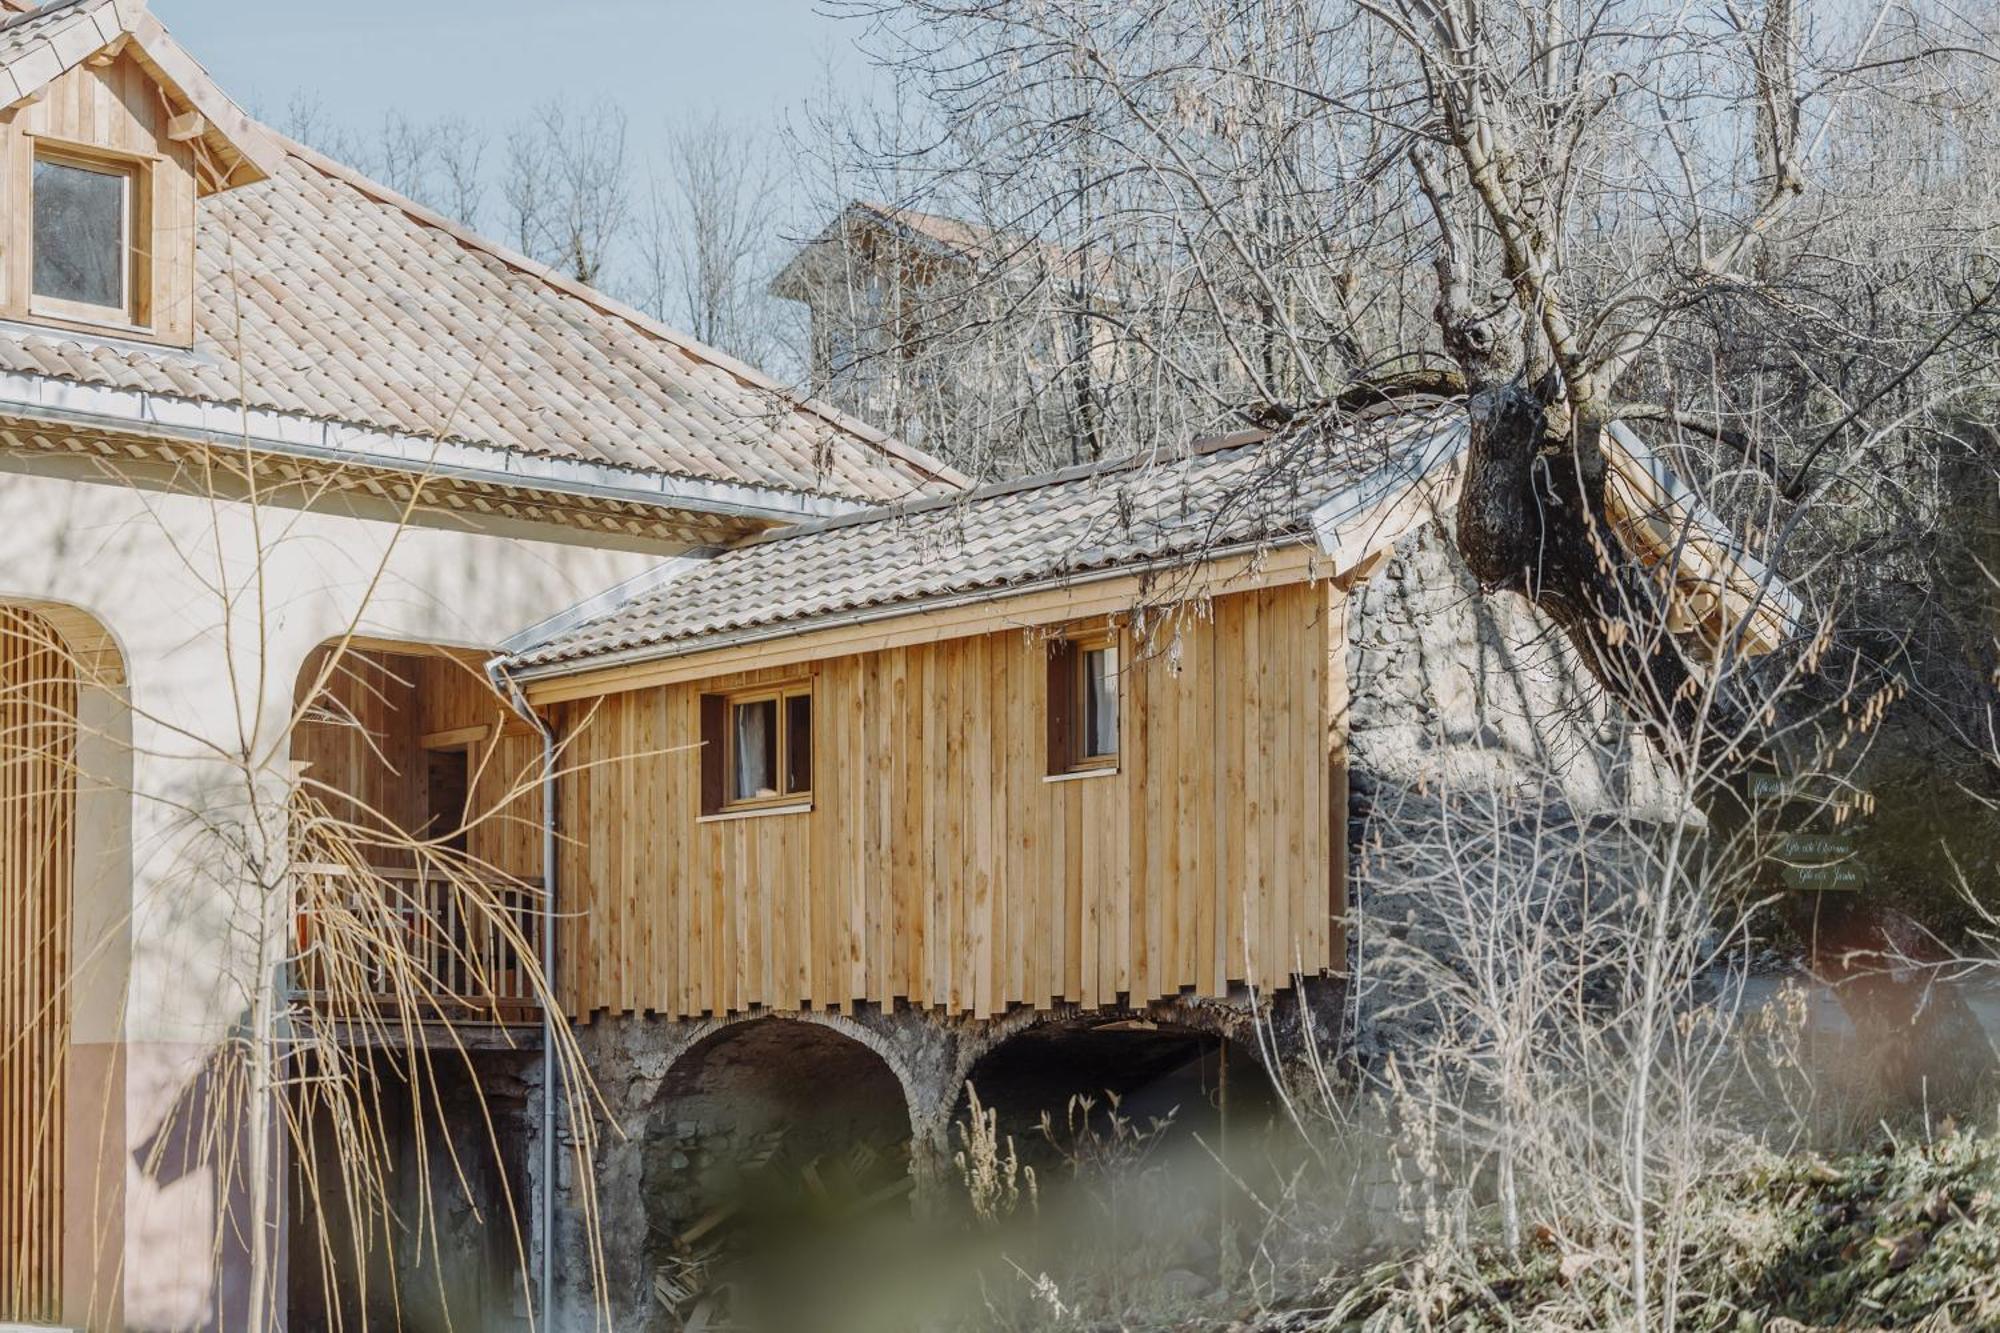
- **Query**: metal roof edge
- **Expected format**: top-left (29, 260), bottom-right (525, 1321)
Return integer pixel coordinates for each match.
top-left (1306, 422), bottom-right (1470, 556)
top-left (0, 369), bottom-right (870, 523)
top-left (495, 549), bottom-right (723, 658)
top-left (1603, 420), bottom-right (1805, 630)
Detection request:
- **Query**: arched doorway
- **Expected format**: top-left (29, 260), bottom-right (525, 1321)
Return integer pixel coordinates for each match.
top-left (641, 1018), bottom-right (914, 1331)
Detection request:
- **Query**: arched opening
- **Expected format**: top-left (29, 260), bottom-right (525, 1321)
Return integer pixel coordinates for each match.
top-left (0, 600), bottom-right (130, 1330)
top-left (641, 1019), bottom-right (914, 1330)
top-left (952, 1019), bottom-right (1285, 1310)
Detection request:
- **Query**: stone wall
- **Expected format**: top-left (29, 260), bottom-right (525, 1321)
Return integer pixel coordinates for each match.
top-left (1342, 521), bottom-right (1682, 1064)
top-left (545, 985), bottom-right (1344, 1330)
top-left (1345, 522), bottom-right (1677, 818)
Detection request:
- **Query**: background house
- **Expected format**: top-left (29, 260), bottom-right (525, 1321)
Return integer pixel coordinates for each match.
top-left (772, 199), bottom-right (1161, 478)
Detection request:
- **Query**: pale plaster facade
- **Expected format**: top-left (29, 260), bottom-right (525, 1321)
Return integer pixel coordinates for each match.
top-left (0, 452), bottom-right (664, 1330)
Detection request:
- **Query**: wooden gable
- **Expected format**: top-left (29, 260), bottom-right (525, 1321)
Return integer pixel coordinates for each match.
top-left (0, 8), bottom-right (275, 346)
top-left (0, 46), bottom-right (198, 342)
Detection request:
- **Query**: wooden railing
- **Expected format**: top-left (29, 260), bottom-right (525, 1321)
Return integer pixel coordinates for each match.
top-left (294, 865), bottom-right (545, 1026)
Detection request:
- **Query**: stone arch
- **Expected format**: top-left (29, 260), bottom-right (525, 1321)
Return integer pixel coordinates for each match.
top-left (950, 1008), bottom-right (1282, 1167)
top-left (0, 597), bottom-right (132, 1330)
top-left (675, 1009), bottom-right (944, 1131)
top-left (582, 1013), bottom-right (922, 1331)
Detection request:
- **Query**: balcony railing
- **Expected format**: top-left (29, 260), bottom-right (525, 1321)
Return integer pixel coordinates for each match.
top-left (293, 864), bottom-right (545, 1026)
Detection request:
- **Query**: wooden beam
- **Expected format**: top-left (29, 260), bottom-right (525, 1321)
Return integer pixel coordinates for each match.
top-left (419, 723), bottom-right (490, 751)
top-left (165, 110), bottom-right (206, 142)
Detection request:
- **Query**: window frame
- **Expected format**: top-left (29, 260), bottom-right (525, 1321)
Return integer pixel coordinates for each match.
top-left (1047, 628), bottom-right (1122, 776)
top-left (708, 679), bottom-right (814, 814)
top-left (26, 140), bottom-right (152, 332)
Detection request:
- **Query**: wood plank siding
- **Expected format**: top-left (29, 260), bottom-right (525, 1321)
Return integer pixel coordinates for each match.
top-left (552, 578), bottom-right (1349, 1021)
top-left (292, 645), bottom-right (544, 882)
top-left (0, 606), bottom-right (76, 1324)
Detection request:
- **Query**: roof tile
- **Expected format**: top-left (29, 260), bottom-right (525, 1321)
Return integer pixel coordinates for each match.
top-left (0, 136), bottom-right (958, 505)
top-left (509, 410), bottom-right (1454, 673)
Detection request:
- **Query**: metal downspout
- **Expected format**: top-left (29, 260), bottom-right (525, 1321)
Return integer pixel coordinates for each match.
top-left (487, 658), bottom-right (560, 1330)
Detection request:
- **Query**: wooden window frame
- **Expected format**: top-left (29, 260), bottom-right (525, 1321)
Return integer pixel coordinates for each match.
top-left (26, 139), bottom-right (154, 333)
top-left (703, 679), bottom-right (813, 815)
top-left (1047, 629), bottom-right (1121, 775)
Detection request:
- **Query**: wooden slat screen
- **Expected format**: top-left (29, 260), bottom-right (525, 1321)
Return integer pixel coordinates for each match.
top-left (0, 606), bottom-right (75, 1323)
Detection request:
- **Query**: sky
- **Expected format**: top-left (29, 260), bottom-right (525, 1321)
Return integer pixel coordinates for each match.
top-left (152, 1), bottom-right (882, 166)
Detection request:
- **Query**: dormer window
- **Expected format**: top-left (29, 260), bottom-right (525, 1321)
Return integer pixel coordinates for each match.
top-left (31, 149), bottom-right (140, 327)
top-left (0, 40), bottom-right (275, 347)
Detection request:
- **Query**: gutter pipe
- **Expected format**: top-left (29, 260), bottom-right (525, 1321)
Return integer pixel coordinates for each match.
top-left (485, 656), bottom-right (561, 1331)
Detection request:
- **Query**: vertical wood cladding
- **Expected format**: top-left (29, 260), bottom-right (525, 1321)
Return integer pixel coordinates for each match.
top-left (554, 579), bottom-right (1347, 1020)
top-left (0, 607), bottom-right (75, 1323)
top-left (292, 646), bottom-right (543, 881)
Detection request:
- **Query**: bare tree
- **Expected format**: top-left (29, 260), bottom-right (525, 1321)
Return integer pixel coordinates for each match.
top-left (280, 99), bottom-right (488, 226)
top-left (503, 98), bottom-right (633, 286)
top-left (635, 113), bottom-right (784, 365)
top-left (812, 0), bottom-right (2000, 1320)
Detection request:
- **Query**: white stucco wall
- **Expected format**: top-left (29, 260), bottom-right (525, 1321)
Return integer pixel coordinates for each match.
top-left (0, 458), bottom-right (667, 1331)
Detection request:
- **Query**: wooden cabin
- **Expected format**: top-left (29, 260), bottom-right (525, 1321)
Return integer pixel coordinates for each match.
top-left (490, 408), bottom-right (1795, 1026)
top-left (540, 568), bottom-right (1345, 1021)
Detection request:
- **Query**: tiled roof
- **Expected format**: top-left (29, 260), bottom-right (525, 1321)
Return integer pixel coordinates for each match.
top-left (0, 134), bottom-right (960, 503)
top-left (851, 200), bottom-right (1009, 262)
top-left (0, 0), bottom-right (119, 99)
top-left (506, 408), bottom-right (1457, 672)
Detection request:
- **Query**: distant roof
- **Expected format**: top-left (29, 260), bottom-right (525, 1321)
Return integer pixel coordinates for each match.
top-left (503, 407), bottom-right (1460, 674)
top-left (771, 198), bottom-right (1113, 301)
top-left (0, 4), bottom-right (962, 505)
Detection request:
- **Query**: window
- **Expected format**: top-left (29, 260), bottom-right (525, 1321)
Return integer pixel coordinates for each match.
top-left (701, 682), bottom-right (813, 813)
top-left (32, 152), bottom-right (136, 324)
top-left (1081, 643), bottom-right (1119, 760)
top-left (1047, 633), bottom-right (1120, 773)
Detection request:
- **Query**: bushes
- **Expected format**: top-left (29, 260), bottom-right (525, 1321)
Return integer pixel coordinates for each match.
top-left (1307, 1125), bottom-right (2000, 1331)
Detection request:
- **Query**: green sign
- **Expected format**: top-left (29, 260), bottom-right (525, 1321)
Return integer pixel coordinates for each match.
top-left (1781, 861), bottom-right (1863, 892)
top-left (1776, 831), bottom-right (1856, 860)
top-left (1750, 772), bottom-right (1863, 807)
top-left (1751, 773), bottom-right (1869, 892)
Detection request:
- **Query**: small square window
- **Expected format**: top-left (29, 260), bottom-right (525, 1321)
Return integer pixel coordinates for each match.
top-left (32, 154), bottom-right (133, 322)
top-left (702, 682), bottom-right (812, 813)
top-left (1048, 632), bottom-right (1120, 773)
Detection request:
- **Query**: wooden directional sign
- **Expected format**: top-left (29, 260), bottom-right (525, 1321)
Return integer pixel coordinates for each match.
top-left (1776, 831), bottom-right (1856, 861)
top-left (1750, 772), bottom-right (1865, 810)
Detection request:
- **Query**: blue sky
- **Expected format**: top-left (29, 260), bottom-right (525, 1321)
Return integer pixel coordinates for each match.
top-left (154, 1), bottom-right (878, 159)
